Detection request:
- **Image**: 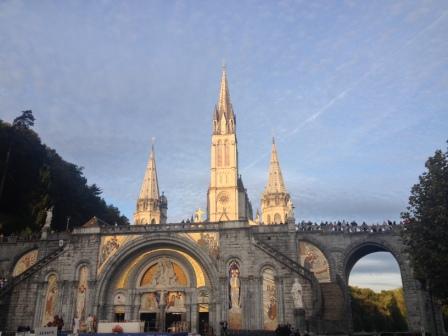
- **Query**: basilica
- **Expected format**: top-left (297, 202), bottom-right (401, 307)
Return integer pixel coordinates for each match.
top-left (0, 69), bottom-right (444, 335)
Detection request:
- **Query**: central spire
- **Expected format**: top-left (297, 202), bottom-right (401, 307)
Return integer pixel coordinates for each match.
top-left (217, 66), bottom-right (233, 118)
top-left (213, 66), bottom-right (235, 135)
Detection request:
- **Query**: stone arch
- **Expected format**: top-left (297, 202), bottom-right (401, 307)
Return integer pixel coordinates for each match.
top-left (341, 236), bottom-right (420, 331)
top-left (297, 238), bottom-right (331, 282)
top-left (342, 237), bottom-right (407, 282)
top-left (258, 262), bottom-right (278, 275)
top-left (10, 248), bottom-right (39, 277)
top-left (297, 236), bottom-right (337, 282)
top-left (94, 234), bottom-right (220, 320)
top-left (73, 260), bottom-right (92, 279)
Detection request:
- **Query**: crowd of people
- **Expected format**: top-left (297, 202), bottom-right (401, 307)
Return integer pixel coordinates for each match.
top-left (46, 315), bottom-right (64, 331)
top-left (296, 220), bottom-right (402, 233)
top-left (275, 323), bottom-right (308, 336)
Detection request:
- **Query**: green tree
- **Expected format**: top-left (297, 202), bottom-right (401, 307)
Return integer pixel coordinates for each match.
top-left (0, 112), bottom-right (129, 234)
top-left (401, 143), bottom-right (448, 303)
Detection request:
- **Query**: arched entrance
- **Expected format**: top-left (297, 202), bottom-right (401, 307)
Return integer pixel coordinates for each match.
top-left (94, 235), bottom-right (219, 334)
top-left (343, 239), bottom-right (416, 332)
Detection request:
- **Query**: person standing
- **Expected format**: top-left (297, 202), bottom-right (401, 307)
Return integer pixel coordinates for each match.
top-left (73, 316), bottom-right (80, 334)
top-left (86, 314), bottom-right (94, 333)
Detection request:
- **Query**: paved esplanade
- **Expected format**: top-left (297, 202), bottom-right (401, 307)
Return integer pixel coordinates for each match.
top-left (0, 69), bottom-right (444, 335)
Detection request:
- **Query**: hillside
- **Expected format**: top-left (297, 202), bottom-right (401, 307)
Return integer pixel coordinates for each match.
top-left (0, 111), bottom-right (128, 235)
top-left (350, 286), bottom-right (408, 332)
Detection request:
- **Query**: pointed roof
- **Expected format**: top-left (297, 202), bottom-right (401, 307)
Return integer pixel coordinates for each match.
top-left (138, 143), bottom-right (160, 200)
top-left (216, 66), bottom-right (234, 120)
top-left (264, 138), bottom-right (287, 194)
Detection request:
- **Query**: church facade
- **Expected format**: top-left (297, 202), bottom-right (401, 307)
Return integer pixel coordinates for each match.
top-left (0, 69), bottom-right (445, 335)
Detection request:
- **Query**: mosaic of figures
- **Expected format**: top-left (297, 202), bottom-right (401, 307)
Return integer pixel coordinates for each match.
top-left (298, 241), bottom-right (330, 282)
top-left (262, 268), bottom-right (277, 330)
top-left (140, 258), bottom-right (188, 288)
top-left (97, 235), bottom-right (137, 274)
top-left (12, 249), bottom-right (38, 277)
top-left (184, 232), bottom-right (219, 259)
top-left (139, 291), bottom-right (186, 312)
top-left (228, 261), bottom-right (241, 329)
top-left (42, 274), bottom-right (58, 326)
top-left (75, 266), bottom-right (89, 321)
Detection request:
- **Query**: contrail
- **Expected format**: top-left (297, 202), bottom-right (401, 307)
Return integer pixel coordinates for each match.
top-left (242, 10), bottom-right (448, 172)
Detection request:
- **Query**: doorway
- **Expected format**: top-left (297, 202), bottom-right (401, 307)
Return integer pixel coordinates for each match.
top-left (165, 313), bottom-right (182, 331)
top-left (199, 312), bottom-right (209, 335)
top-left (140, 313), bottom-right (157, 332)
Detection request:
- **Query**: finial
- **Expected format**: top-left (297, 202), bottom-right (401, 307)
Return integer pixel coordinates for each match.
top-left (151, 137), bottom-right (156, 151)
top-left (272, 136), bottom-right (275, 145)
top-left (221, 59), bottom-right (227, 70)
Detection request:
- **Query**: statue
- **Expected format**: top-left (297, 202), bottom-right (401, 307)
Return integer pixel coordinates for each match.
top-left (76, 284), bottom-right (87, 319)
top-left (229, 267), bottom-right (240, 310)
top-left (41, 206), bottom-right (53, 240)
top-left (287, 199), bottom-right (294, 219)
top-left (150, 258), bottom-right (178, 287)
top-left (194, 208), bottom-right (205, 223)
top-left (291, 278), bottom-right (303, 309)
top-left (44, 206), bottom-right (54, 228)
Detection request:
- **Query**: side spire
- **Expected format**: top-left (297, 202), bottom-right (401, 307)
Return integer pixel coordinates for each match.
top-left (134, 140), bottom-right (167, 224)
top-left (265, 138), bottom-right (287, 194)
top-left (139, 142), bottom-right (160, 200)
top-left (261, 138), bottom-right (294, 225)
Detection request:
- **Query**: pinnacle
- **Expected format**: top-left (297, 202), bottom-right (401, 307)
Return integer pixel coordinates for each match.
top-left (138, 143), bottom-right (160, 201)
top-left (265, 139), bottom-right (287, 194)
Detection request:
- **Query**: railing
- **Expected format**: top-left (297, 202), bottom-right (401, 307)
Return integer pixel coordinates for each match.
top-left (252, 234), bottom-right (322, 318)
top-left (0, 246), bottom-right (65, 298)
top-left (296, 222), bottom-right (403, 233)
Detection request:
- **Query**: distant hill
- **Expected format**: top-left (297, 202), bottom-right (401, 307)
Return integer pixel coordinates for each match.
top-left (350, 286), bottom-right (408, 332)
top-left (0, 112), bottom-right (128, 235)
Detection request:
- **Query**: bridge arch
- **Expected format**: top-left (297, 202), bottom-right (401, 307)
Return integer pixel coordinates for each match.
top-left (341, 235), bottom-right (421, 331)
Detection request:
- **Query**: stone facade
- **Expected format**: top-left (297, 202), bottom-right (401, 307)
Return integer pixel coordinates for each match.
top-left (0, 224), bottom-right (445, 334)
top-left (0, 69), bottom-right (445, 335)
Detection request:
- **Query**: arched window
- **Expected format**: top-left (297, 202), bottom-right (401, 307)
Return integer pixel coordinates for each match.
top-left (74, 266), bottom-right (89, 320)
top-left (224, 140), bottom-right (229, 166)
top-left (262, 268), bottom-right (277, 330)
top-left (217, 141), bottom-right (222, 167)
top-left (151, 218), bottom-right (156, 224)
top-left (274, 213), bottom-right (281, 224)
top-left (42, 274), bottom-right (58, 326)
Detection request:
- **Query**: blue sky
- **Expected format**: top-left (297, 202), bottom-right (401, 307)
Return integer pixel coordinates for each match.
top-left (1, 0), bottom-right (447, 290)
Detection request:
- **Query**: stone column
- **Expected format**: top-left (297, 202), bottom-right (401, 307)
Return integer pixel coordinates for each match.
top-left (158, 290), bottom-right (166, 331)
top-left (254, 276), bottom-right (262, 329)
top-left (190, 290), bottom-right (198, 333)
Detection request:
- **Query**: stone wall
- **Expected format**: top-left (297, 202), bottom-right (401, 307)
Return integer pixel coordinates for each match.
top-left (0, 223), bottom-right (444, 335)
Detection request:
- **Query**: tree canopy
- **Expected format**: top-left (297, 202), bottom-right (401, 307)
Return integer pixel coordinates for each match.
top-left (401, 143), bottom-right (448, 303)
top-left (0, 111), bottom-right (128, 235)
top-left (350, 286), bottom-right (407, 332)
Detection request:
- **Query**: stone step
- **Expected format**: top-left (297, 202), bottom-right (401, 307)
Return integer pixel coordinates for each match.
top-left (320, 282), bottom-right (345, 321)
